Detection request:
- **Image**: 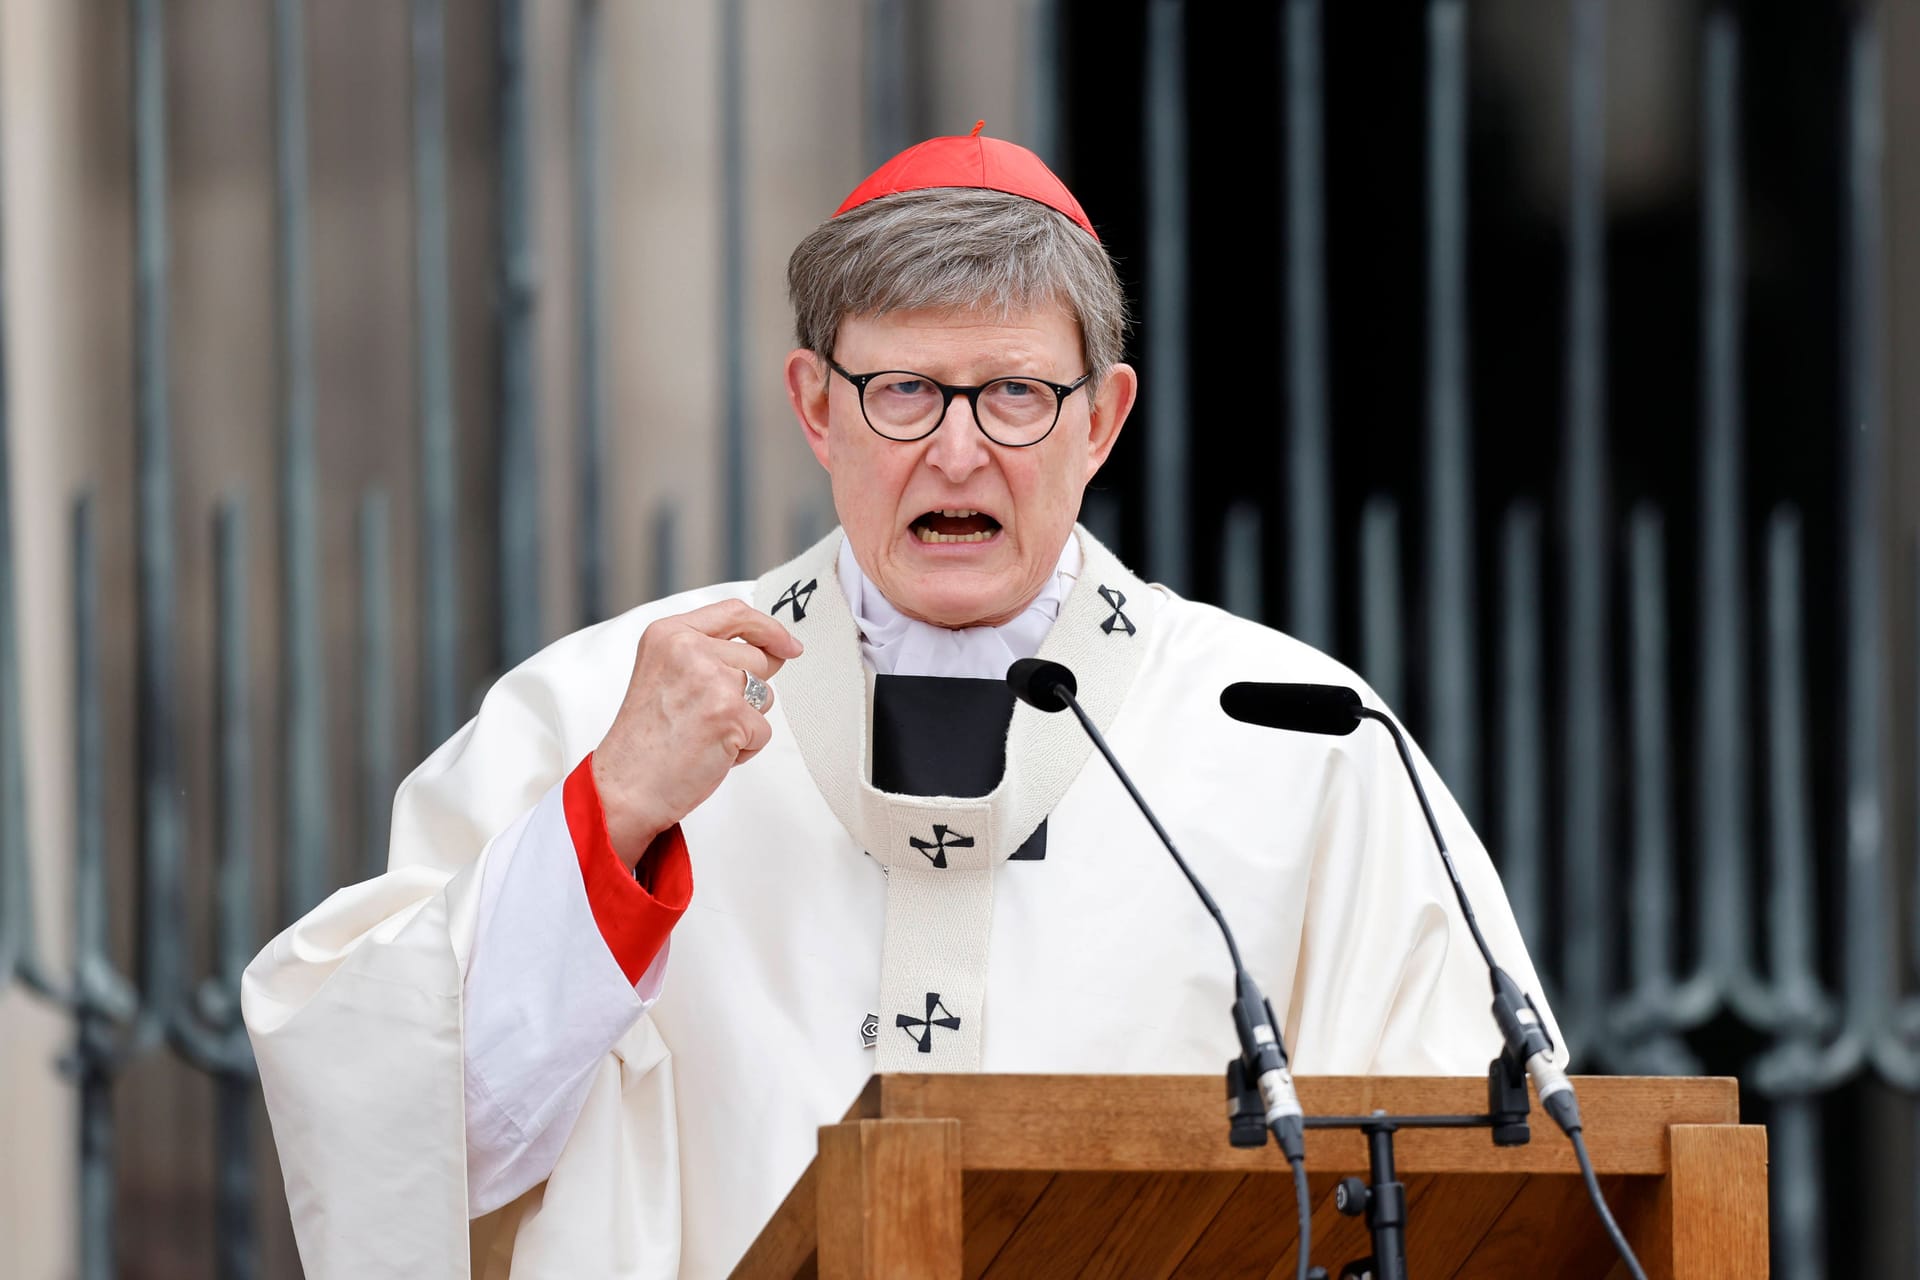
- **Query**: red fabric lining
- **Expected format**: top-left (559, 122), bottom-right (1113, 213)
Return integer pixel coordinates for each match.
top-left (562, 754), bottom-right (692, 986)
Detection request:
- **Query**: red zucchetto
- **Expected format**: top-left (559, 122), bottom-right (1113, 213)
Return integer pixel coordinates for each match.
top-left (833, 121), bottom-right (1098, 241)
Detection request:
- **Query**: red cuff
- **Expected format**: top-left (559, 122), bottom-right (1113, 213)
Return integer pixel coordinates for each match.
top-left (562, 754), bottom-right (693, 985)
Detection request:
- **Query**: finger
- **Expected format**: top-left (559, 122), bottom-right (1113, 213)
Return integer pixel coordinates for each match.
top-left (680, 598), bottom-right (803, 657)
top-left (732, 705), bottom-right (775, 761)
top-left (710, 636), bottom-right (787, 681)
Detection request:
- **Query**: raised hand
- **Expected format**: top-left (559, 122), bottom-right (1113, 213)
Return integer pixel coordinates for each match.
top-left (591, 600), bottom-right (803, 866)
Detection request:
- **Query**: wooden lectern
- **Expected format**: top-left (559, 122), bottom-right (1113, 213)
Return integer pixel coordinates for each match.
top-left (732, 1074), bottom-right (1766, 1279)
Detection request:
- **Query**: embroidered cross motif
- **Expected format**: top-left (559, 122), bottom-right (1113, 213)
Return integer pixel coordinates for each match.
top-left (897, 992), bottom-right (962, 1053)
top-left (908, 824), bottom-right (974, 869)
top-left (773, 578), bottom-right (818, 622)
top-left (1098, 585), bottom-right (1136, 636)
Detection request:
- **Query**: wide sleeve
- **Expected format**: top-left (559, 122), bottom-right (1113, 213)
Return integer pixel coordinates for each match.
top-left (240, 608), bottom-right (696, 1278)
top-left (1284, 694), bottom-right (1567, 1076)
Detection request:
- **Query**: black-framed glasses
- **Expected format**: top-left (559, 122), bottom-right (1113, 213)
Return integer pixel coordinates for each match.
top-left (827, 358), bottom-right (1091, 448)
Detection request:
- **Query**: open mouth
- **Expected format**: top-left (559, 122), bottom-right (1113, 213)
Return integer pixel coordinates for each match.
top-left (910, 508), bottom-right (1003, 544)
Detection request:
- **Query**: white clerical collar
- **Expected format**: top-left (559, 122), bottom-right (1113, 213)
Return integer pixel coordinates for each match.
top-left (836, 534), bottom-right (1083, 679)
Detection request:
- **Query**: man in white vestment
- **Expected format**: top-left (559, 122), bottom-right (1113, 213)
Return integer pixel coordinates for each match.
top-left (243, 131), bottom-right (1563, 1279)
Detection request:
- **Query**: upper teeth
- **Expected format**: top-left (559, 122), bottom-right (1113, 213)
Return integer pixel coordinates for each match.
top-left (916, 509), bottom-right (994, 545)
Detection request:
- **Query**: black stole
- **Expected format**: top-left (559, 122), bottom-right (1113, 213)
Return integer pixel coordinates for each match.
top-left (870, 675), bottom-right (1046, 861)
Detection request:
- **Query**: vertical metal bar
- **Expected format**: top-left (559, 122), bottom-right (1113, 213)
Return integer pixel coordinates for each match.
top-left (1625, 508), bottom-right (1671, 996)
top-left (274, 0), bottom-right (331, 921)
top-left (720, 0), bottom-right (749, 581)
top-left (76, 1042), bottom-right (115, 1280)
top-left (864, 0), bottom-right (910, 170)
top-left (651, 506), bottom-right (678, 601)
top-left (212, 1079), bottom-right (255, 1280)
top-left (0, 117), bottom-right (31, 990)
top-left (1913, 531), bottom-right (1920, 980)
top-left (1677, 6), bottom-right (1770, 1027)
top-left (1618, 507), bottom-right (1699, 1075)
top-left (70, 498), bottom-right (116, 1280)
top-left (1360, 498), bottom-right (1404, 710)
top-left (1424, 0), bottom-right (1477, 817)
top-left (358, 494), bottom-right (394, 882)
top-left (1840, 10), bottom-right (1917, 1092)
top-left (1771, 1100), bottom-right (1825, 1280)
top-left (1559, 0), bottom-right (1610, 1057)
top-left (1284, 0), bottom-right (1331, 648)
top-left (1220, 501), bottom-right (1264, 623)
top-left (131, 0), bottom-right (183, 1033)
top-left (212, 499), bottom-right (257, 1280)
top-left (1498, 503), bottom-right (1545, 951)
top-left (410, 0), bottom-right (460, 747)
top-left (1764, 512), bottom-right (1825, 1020)
top-left (1762, 510), bottom-right (1828, 1278)
top-left (213, 500), bottom-right (253, 1007)
top-left (1143, 0), bottom-right (1189, 594)
top-left (1023, 0), bottom-right (1062, 170)
top-left (0, 69), bottom-right (55, 992)
top-left (73, 501), bottom-right (105, 1019)
top-left (496, 0), bottom-right (541, 665)
top-left (574, 0), bottom-right (607, 625)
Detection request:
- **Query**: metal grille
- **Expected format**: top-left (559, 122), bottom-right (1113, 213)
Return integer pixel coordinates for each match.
top-left (0, 1), bottom-right (1912, 1275)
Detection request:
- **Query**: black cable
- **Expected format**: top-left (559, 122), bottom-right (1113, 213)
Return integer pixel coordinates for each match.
top-left (1354, 707), bottom-right (1499, 973)
top-left (1570, 1127), bottom-right (1648, 1280)
top-left (1287, 1152), bottom-right (1313, 1280)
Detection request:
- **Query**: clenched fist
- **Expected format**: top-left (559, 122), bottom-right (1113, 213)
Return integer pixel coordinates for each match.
top-left (591, 599), bottom-right (803, 866)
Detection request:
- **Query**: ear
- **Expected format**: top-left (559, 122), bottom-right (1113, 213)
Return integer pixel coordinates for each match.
top-left (785, 348), bottom-right (833, 470)
top-left (1081, 361), bottom-right (1138, 479)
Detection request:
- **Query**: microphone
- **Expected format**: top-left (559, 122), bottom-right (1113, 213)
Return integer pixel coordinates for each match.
top-left (1219, 681), bottom-right (1581, 1137)
top-left (1219, 681), bottom-right (1363, 736)
top-left (1008, 658), bottom-right (1308, 1160)
top-left (1006, 655), bottom-right (1076, 711)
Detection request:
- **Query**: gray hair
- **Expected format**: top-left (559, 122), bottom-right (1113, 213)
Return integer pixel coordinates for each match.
top-left (786, 187), bottom-right (1129, 391)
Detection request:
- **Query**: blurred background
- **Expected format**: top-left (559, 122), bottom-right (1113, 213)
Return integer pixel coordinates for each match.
top-left (0, 0), bottom-right (1915, 1275)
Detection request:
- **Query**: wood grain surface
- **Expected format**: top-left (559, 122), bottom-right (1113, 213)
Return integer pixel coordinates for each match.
top-left (865, 1074), bottom-right (1739, 1175)
top-left (1659, 1123), bottom-right (1770, 1279)
top-left (816, 1119), bottom-right (963, 1280)
top-left (733, 1076), bottom-right (1764, 1278)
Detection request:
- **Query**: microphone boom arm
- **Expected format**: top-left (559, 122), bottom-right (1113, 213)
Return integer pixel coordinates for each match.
top-left (1052, 688), bottom-right (1305, 1154)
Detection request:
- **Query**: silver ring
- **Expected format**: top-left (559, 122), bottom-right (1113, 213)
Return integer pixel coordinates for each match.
top-left (743, 671), bottom-right (771, 712)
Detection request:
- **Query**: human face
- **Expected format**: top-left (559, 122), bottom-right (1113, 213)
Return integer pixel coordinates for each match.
top-left (786, 305), bottom-right (1137, 629)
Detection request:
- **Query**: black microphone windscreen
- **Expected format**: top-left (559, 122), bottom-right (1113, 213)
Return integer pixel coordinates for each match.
top-left (1006, 657), bottom-right (1077, 712)
top-left (1219, 682), bottom-right (1364, 735)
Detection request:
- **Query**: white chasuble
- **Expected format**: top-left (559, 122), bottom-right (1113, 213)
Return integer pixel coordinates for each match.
top-left (243, 525), bottom-right (1563, 1279)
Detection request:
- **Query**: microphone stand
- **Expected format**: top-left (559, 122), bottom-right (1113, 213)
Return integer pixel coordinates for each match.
top-left (1026, 664), bottom-right (1641, 1278)
top-left (1219, 686), bottom-right (1584, 1280)
top-left (1284, 1064), bottom-right (1535, 1280)
top-left (1010, 661), bottom-right (1315, 1280)
top-left (1228, 1017), bottom-right (1532, 1280)
top-left (1277, 704), bottom-right (1552, 1280)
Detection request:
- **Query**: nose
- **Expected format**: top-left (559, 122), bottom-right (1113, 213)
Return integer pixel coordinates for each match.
top-left (922, 392), bottom-right (991, 482)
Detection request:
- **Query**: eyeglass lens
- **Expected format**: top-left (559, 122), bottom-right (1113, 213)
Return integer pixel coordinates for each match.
top-left (862, 373), bottom-right (1060, 444)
